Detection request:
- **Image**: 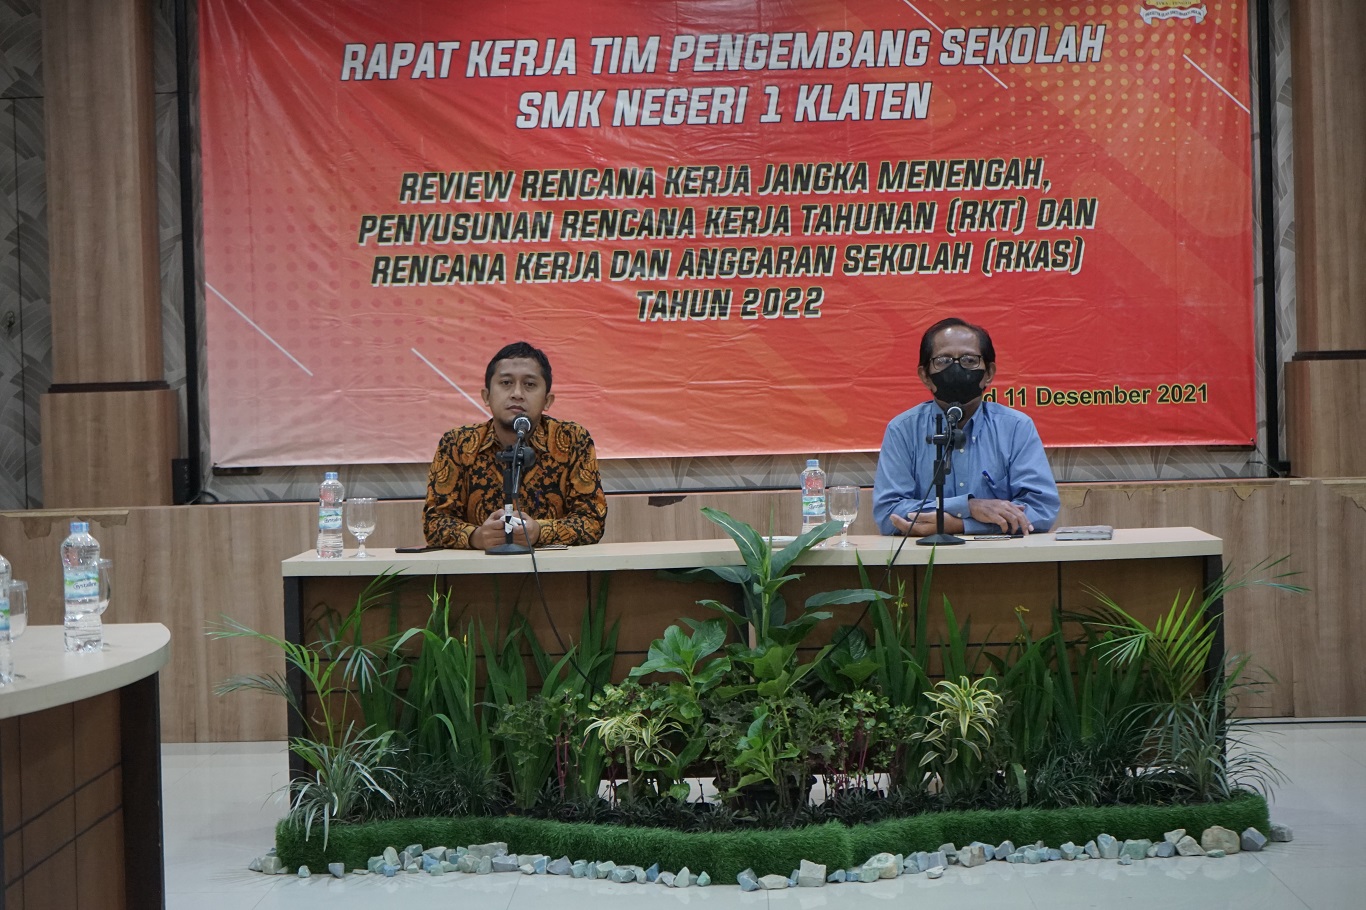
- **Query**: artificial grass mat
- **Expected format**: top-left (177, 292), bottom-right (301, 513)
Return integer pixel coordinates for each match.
top-left (275, 790), bottom-right (1269, 882)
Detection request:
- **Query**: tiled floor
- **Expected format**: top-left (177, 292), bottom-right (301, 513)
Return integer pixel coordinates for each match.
top-left (162, 722), bottom-right (1366, 909)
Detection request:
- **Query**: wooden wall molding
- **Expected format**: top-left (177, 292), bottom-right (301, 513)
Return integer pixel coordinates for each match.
top-left (39, 389), bottom-right (179, 508)
top-left (1285, 359), bottom-right (1366, 476)
top-left (1290, 0), bottom-right (1366, 351)
top-left (42, 0), bottom-right (163, 384)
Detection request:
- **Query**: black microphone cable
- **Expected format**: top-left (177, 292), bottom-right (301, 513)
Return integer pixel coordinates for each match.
top-left (821, 435), bottom-right (944, 666)
top-left (503, 428), bottom-right (592, 685)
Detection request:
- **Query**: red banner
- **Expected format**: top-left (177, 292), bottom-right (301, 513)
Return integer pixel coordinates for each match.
top-left (200, 0), bottom-right (1256, 466)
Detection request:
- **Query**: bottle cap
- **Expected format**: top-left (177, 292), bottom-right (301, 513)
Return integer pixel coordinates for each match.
top-left (71, 521), bottom-right (89, 534)
top-left (806, 459), bottom-right (820, 468)
top-left (324, 472), bottom-right (339, 481)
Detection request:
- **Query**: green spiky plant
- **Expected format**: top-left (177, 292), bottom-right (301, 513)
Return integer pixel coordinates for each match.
top-left (911, 675), bottom-right (1004, 800)
top-left (210, 570), bottom-right (408, 748)
top-left (286, 724), bottom-right (401, 848)
top-left (1072, 557), bottom-right (1306, 802)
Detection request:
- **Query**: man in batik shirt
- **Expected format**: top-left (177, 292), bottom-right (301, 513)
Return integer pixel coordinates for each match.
top-left (423, 341), bottom-right (607, 549)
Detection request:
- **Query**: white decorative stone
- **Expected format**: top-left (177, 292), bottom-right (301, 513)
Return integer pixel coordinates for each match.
top-left (863, 853), bottom-right (899, 879)
top-left (1200, 826), bottom-right (1241, 855)
top-left (797, 859), bottom-right (827, 887)
top-left (1120, 839), bottom-right (1152, 861)
top-left (1175, 835), bottom-right (1206, 857)
top-left (958, 844), bottom-right (987, 868)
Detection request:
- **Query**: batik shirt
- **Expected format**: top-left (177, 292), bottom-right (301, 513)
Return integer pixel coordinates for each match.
top-left (423, 416), bottom-right (608, 548)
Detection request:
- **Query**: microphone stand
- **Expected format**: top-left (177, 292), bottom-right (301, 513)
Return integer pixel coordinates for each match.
top-left (488, 425), bottom-right (532, 556)
top-left (917, 409), bottom-right (966, 546)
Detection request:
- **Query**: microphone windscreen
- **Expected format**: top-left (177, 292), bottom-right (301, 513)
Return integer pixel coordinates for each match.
top-left (947, 406), bottom-right (964, 424)
top-left (512, 415), bottom-right (532, 435)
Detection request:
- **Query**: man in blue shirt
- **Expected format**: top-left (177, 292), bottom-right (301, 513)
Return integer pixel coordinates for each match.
top-left (873, 317), bottom-right (1059, 536)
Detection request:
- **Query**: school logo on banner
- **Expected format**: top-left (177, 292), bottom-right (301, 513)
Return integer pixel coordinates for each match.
top-left (1139, 1), bottom-right (1208, 24)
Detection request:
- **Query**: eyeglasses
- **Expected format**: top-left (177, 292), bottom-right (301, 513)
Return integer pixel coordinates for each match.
top-left (929, 354), bottom-right (984, 371)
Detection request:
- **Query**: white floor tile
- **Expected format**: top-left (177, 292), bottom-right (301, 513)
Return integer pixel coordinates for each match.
top-left (509, 875), bottom-right (769, 909)
top-left (251, 873), bottom-right (519, 909)
top-left (1257, 866), bottom-right (1366, 910)
top-left (1018, 853), bottom-right (1309, 909)
top-left (160, 721), bottom-right (1366, 910)
top-left (165, 894), bottom-right (268, 910)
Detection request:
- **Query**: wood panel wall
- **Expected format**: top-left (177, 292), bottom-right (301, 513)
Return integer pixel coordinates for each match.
top-left (1287, 0), bottom-right (1366, 476)
top-left (1285, 360), bottom-right (1366, 476)
top-left (1290, 0), bottom-right (1366, 348)
top-left (0, 479), bottom-right (1359, 743)
top-left (39, 389), bottom-right (180, 509)
top-left (42, 0), bottom-right (162, 383)
top-left (39, 0), bottom-right (179, 509)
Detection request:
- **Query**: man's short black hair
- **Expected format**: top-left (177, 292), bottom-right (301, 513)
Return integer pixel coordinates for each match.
top-left (918, 317), bottom-right (996, 369)
top-left (484, 341), bottom-right (552, 392)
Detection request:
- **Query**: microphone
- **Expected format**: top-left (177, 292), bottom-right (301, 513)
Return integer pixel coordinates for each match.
top-left (507, 414), bottom-right (533, 523)
top-left (945, 405), bottom-right (965, 448)
top-left (491, 414), bottom-right (534, 554)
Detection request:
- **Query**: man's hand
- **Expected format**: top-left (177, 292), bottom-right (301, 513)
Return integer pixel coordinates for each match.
top-left (890, 511), bottom-right (965, 536)
top-left (472, 509), bottom-right (541, 550)
top-left (968, 498), bottom-right (1033, 534)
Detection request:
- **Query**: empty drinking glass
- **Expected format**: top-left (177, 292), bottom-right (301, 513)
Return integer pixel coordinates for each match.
top-left (1, 580), bottom-right (28, 685)
top-left (827, 486), bottom-right (860, 548)
top-left (347, 497), bottom-right (377, 558)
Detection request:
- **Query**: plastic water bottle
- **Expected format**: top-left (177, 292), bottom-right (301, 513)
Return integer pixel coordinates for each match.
top-left (62, 521), bottom-right (103, 653)
top-left (0, 550), bottom-right (10, 637)
top-left (0, 551), bottom-right (10, 682)
top-left (317, 472), bottom-right (345, 558)
top-left (800, 458), bottom-right (827, 535)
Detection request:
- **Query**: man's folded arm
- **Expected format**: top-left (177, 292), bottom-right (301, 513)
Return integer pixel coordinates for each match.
top-left (423, 509), bottom-right (477, 549)
top-left (537, 432), bottom-right (608, 545)
top-left (1008, 424), bottom-right (1060, 531)
top-left (422, 438), bottom-right (477, 548)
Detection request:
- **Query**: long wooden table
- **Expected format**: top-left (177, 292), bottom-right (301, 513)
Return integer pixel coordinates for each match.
top-left (282, 529), bottom-right (1224, 766)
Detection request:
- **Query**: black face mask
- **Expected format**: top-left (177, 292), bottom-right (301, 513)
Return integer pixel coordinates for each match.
top-left (930, 363), bottom-right (987, 405)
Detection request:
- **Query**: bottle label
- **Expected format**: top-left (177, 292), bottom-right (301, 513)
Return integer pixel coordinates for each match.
top-left (318, 507), bottom-right (343, 531)
top-left (64, 567), bottom-right (99, 600)
top-left (0, 594), bottom-right (9, 633)
top-left (802, 494), bottom-right (826, 519)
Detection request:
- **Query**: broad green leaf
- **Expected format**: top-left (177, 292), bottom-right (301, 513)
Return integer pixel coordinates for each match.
top-left (805, 588), bottom-right (888, 608)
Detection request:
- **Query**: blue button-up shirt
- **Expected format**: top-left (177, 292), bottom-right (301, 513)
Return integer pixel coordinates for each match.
top-left (872, 400), bottom-right (1060, 535)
